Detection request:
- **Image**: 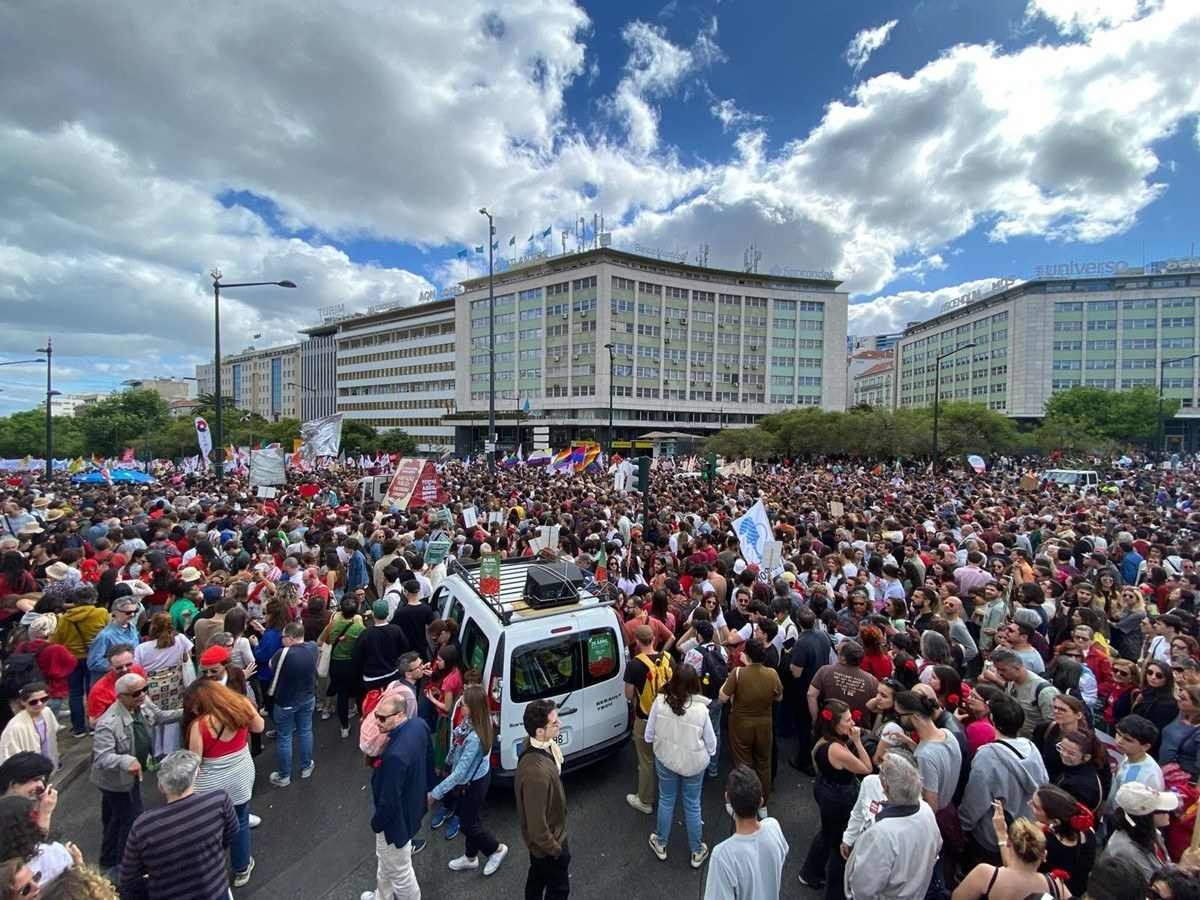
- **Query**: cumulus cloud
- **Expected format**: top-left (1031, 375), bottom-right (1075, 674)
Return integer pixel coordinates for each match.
top-left (1026, 0), bottom-right (1159, 34)
top-left (847, 277), bottom-right (1014, 335)
top-left (610, 18), bottom-right (724, 151)
top-left (1, 0), bottom-right (1199, 409)
top-left (709, 98), bottom-right (764, 131)
top-left (845, 19), bottom-right (899, 74)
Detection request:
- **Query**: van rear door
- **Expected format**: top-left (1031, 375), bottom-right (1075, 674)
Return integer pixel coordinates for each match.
top-left (578, 623), bottom-right (627, 754)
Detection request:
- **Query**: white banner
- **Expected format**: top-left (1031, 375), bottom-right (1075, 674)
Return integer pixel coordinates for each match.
top-left (732, 500), bottom-right (772, 569)
top-left (300, 413), bottom-right (344, 459)
top-left (249, 447), bottom-right (287, 486)
top-left (194, 417), bottom-right (212, 464)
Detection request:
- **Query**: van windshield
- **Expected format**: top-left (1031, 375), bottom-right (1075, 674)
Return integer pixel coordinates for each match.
top-left (1045, 471), bottom-right (1081, 485)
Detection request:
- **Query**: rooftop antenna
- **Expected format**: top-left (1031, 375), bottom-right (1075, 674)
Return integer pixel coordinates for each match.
top-left (593, 213), bottom-right (599, 250)
top-left (743, 244), bottom-right (761, 273)
top-left (561, 230), bottom-right (569, 255)
top-left (576, 216), bottom-right (585, 253)
top-left (697, 243), bottom-right (710, 267)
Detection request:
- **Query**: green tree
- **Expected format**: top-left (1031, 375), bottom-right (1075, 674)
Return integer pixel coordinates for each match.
top-left (376, 428), bottom-right (417, 455)
top-left (1043, 386), bottom-right (1170, 446)
top-left (74, 389), bottom-right (170, 457)
top-left (340, 420), bottom-right (380, 455)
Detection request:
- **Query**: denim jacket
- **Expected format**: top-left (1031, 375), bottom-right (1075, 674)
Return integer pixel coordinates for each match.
top-left (429, 723), bottom-right (490, 800)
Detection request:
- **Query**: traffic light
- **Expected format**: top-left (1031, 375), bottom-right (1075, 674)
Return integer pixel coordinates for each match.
top-left (630, 455), bottom-right (652, 494)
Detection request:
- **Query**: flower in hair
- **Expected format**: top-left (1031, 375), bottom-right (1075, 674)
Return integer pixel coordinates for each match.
top-left (851, 709), bottom-right (862, 722)
top-left (821, 708), bottom-right (834, 721)
top-left (1069, 805), bottom-right (1094, 832)
top-left (946, 693), bottom-right (960, 707)
top-left (1048, 870), bottom-right (1071, 883)
top-left (904, 659), bottom-right (917, 671)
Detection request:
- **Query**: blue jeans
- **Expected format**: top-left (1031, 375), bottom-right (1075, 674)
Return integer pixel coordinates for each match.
top-left (232, 802), bottom-right (252, 872)
top-left (274, 696), bottom-right (314, 779)
top-left (707, 703), bottom-right (721, 775)
top-left (68, 664), bottom-right (91, 733)
top-left (654, 760), bottom-right (704, 854)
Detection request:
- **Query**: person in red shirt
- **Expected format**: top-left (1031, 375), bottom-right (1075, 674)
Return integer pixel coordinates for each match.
top-left (86, 645), bottom-right (146, 724)
top-left (14, 615), bottom-right (77, 714)
top-left (858, 625), bottom-right (894, 681)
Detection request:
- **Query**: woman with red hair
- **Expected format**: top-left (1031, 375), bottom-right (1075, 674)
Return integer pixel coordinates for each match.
top-left (858, 625), bottom-right (893, 680)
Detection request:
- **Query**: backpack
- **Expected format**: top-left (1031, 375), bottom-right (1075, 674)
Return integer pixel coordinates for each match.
top-left (635, 651), bottom-right (673, 716)
top-left (0, 649), bottom-right (44, 699)
top-left (696, 644), bottom-right (729, 701)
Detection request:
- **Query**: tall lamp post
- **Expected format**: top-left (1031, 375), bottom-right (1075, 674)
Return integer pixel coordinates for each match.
top-left (478, 208), bottom-right (496, 471)
top-left (931, 341), bottom-right (975, 473)
top-left (0, 353), bottom-right (52, 477)
top-left (210, 271), bottom-right (296, 482)
top-left (1157, 353), bottom-right (1200, 458)
top-left (604, 342), bottom-right (615, 451)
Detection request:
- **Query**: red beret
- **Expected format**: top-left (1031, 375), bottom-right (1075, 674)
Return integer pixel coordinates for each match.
top-left (199, 645), bottom-right (231, 666)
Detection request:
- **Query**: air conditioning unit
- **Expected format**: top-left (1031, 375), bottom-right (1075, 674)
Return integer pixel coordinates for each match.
top-left (680, 319), bottom-right (687, 325)
top-left (664, 338), bottom-right (670, 345)
top-left (554, 355), bottom-right (561, 362)
top-left (580, 310), bottom-right (588, 318)
top-left (750, 345), bottom-right (759, 351)
top-left (561, 313), bottom-right (568, 320)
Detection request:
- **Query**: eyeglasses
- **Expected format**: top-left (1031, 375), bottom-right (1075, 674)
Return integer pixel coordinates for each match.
top-left (122, 688), bottom-right (147, 698)
top-left (112, 663), bottom-right (134, 673)
top-left (374, 712), bottom-right (395, 722)
top-left (200, 668), bottom-right (223, 677)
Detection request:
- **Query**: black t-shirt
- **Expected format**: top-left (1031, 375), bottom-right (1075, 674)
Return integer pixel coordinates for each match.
top-left (624, 655), bottom-right (651, 719)
top-left (391, 602), bottom-right (435, 660)
top-left (789, 630), bottom-right (831, 692)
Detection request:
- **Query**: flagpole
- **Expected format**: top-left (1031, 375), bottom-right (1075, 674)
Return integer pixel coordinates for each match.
top-left (479, 207), bottom-right (496, 471)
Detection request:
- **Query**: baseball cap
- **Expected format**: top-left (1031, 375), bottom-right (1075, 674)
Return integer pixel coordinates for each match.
top-left (372, 600), bottom-right (390, 620)
top-left (1114, 782), bottom-right (1178, 817)
top-left (733, 559), bottom-right (747, 575)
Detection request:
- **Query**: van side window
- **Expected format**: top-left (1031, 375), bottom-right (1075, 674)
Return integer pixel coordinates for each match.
top-left (511, 635), bottom-right (580, 703)
top-left (462, 619), bottom-right (490, 674)
top-left (583, 629), bottom-right (619, 684)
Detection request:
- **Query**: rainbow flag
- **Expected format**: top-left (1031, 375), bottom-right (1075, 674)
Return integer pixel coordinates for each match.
top-left (550, 448), bottom-right (573, 472)
top-left (576, 446), bottom-right (601, 472)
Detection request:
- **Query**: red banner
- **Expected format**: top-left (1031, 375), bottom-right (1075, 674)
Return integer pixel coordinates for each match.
top-left (385, 458), bottom-right (448, 509)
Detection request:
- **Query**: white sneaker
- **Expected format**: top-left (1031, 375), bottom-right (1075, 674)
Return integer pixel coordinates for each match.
top-left (232, 857), bottom-right (255, 887)
top-left (648, 833), bottom-right (667, 861)
top-left (341, 726), bottom-right (350, 738)
top-left (269, 772), bottom-right (290, 788)
top-left (626, 793), bottom-right (653, 814)
top-left (248, 814), bottom-right (261, 829)
top-left (360, 892), bottom-right (378, 900)
top-left (690, 843), bottom-right (710, 869)
top-left (300, 761), bottom-right (315, 779)
top-left (448, 854), bottom-right (479, 872)
top-left (483, 843), bottom-right (508, 876)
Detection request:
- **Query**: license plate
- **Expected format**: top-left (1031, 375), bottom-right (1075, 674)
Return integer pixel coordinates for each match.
top-left (554, 728), bottom-right (572, 748)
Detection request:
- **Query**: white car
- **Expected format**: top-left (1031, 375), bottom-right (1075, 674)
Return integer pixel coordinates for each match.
top-left (434, 556), bottom-right (631, 780)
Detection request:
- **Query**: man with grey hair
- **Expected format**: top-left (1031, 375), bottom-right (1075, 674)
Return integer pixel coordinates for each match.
top-left (91, 672), bottom-right (182, 876)
top-left (844, 753), bottom-right (941, 900)
top-left (120, 750), bottom-right (238, 900)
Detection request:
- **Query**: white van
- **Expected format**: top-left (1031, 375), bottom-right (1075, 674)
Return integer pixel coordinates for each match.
top-left (356, 475), bottom-right (392, 504)
top-left (434, 556), bottom-right (631, 781)
top-left (1041, 469), bottom-right (1100, 492)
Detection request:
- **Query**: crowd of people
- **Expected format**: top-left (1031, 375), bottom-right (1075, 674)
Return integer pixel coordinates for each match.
top-left (0, 454), bottom-right (1199, 899)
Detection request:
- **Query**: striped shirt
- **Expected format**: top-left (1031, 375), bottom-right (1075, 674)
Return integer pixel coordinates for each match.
top-left (120, 789), bottom-right (238, 900)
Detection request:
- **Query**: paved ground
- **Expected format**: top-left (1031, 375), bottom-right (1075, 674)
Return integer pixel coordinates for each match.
top-left (53, 719), bottom-right (823, 899)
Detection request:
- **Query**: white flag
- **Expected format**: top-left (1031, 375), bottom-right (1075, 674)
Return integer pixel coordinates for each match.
top-left (194, 418), bottom-right (212, 465)
top-left (300, 413), bottom-right (344, 459)
top-left (732, 500), bottom-right (772, 569)
top-left (249, 446), bottom-right (287, 486)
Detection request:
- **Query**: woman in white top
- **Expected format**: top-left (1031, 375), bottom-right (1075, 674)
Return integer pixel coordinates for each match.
top-left (645, 665), bottom-right (717, 869)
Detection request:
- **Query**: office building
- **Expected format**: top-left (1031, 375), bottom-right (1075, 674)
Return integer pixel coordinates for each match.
top-left (452, 247), bottom-right (848, 450)
top-left (852, 360), bottom-right (895, 409)
top-left (196, 343), bottom-right (301, 421)
top-left (297, 322), bottom-right (338, 420)
top-left (849, 332), bottom-right (902, 353)
top-left (894, 262), bottom-right (1200, 448)
top-left (333, 300), bottom-right (456, 453)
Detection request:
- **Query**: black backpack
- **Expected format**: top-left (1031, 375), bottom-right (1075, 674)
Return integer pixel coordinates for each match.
top-left (0, 649), bottom-right (44, 699)
top-left (697, 643), bottom-right (729, 700)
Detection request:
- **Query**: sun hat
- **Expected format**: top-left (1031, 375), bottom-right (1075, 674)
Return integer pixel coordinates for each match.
top-left (1115, 782), bottom-right (1178, 817)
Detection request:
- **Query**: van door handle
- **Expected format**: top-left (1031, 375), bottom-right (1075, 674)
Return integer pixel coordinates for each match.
top-left (559, 707), bottom-right (578, 716)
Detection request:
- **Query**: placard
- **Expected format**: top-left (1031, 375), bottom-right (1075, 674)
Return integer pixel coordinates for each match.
top-left (479, 551), bottom-right (502, 596)
top-left (424, 538), bottom-right (452, 566)
top-left (829, 501), bottom-right (844, 518)
top-left (462, 505), bottom-right (478, 529)
top-left (255, 486), bottom-right (277, 499)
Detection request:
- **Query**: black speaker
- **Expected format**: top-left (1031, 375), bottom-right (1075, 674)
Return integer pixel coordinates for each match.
top-left (524, 562), bottom-right (585, 608)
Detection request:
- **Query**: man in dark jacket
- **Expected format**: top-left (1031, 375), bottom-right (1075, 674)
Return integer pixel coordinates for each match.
top-left (363, 694), bottom-right (431, 900)
top-left (515, 698), bottom-right (570, 899)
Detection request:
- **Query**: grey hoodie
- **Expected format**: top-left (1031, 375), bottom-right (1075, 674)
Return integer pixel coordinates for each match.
top-left (958, 736), bottom-right (1048, 852)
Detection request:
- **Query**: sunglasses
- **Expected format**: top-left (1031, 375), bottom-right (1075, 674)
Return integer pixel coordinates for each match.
top-left (25, 697), bottom-right (48, 706)
top-left (1148, 670), bottom-right (1167, 679)
top-left (15, 869), bottom-right (41, 896)
top-left (200, 668), bottom-right (223, 677)
top-left (122, 688), bottom-right (148, 698)
top-left (374, 712), bottom-right (395, 722)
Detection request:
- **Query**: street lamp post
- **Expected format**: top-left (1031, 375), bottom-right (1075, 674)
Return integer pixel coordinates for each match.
top-left (210, 272), bottom-right (296, 482)
top-left (1157, 353), bottom-right (1200, 457)
top-left (604, 343), bottom-right (615, 452)
top-left (479, 208), bottom-right (496, 471)
top-left (932, 341), bottom-right (976, 473)
top-left (34, 340), bottom-right (52, 480)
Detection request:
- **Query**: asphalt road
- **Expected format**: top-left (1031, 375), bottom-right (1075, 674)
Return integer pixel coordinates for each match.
top-left (53, 718), bottom-right (823, 899)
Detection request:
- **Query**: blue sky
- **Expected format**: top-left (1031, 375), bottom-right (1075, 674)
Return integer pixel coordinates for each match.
top-left (0, 0), bottom-right (1198, 413)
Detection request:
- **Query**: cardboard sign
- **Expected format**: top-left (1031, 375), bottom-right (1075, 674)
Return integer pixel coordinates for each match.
top-left (255, 486), bottom-right (277, 499)
top-left (462, 505), bottom-right (478, 529)
top-left (829, 501), bottom-right (844, 518)
top-left (762, 540), bottom-right (783, 572)
top-left (435, 507), bottom-right (454, 528)
top-left (479, 551), bottom-right (502, 596)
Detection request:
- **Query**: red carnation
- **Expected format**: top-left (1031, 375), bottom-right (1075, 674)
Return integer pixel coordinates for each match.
top-left (821, 708), bottom-right (834, 721)
top-left (946, 693), bottom-right (960, 707)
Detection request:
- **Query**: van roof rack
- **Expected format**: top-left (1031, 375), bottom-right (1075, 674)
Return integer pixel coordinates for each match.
top-left (445, 555), bottom-right (616, 625)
